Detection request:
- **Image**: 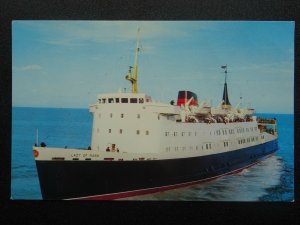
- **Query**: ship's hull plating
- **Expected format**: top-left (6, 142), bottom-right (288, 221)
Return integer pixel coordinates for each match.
top-left (36, 139), bottom-right (278, 200)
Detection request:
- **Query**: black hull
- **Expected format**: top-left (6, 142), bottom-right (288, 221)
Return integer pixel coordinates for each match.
top-left (36, 140), bottom-right (278, 200)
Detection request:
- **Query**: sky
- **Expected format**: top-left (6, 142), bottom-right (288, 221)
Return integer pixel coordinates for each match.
top-left (12, 21), bottom-right (294, 114)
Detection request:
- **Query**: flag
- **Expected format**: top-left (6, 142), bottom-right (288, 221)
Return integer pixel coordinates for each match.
top-left (221, 65), bottom-right (227, 69)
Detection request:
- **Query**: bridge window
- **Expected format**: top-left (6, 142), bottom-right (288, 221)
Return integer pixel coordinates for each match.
top-left (130, 98), bottom-right (138, 103)
top-left (139, 98), bottom-right (144, 103)
top-left (146, 130), bottom-right (149, 135)
top-left (121, 98), bottom-right (128, 103)
top-left (137, 130), bottom-right (140, 135)
top-left (110, 113), bottom-right (113, 118)
top-left (102, 98), bottom-right (106, 103)
top-left (119, 129), bottom-right (123, 134)
top-left (108, 98), bottom-right (114, 103)
top-left (109, 129), bottom-right (111, 133)
top-left (116, 98), bottom-right (120, 103)
top-left (137, 114), bottom-right (140, 118)
top-left (121, 113), bottom-right (124, 118)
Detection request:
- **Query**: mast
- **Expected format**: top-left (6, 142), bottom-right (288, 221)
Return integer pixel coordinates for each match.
top-left (221, 64), bottom-right (231, 109)
top-left (125, 28), bottom-right (141, 93)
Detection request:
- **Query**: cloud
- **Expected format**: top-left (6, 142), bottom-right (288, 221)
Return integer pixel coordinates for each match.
top-left (14, 64), bottom-right (43, 72)
top-left (17, 21), bottom-right (193, 47)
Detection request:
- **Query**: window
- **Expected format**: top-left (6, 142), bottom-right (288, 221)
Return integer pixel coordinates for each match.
top-left (165, 132), bottom-right (169, 136)
top-left (137, 114), bottom-right (140, 119)
top-left (146, 130), bottom-right (149, 135)
top-left (174, 132), bottom-right (177, 136)
top-left (130, 98), bottom-right (138, 103)
top-left (98, 99), bottom-right (101, 103)
top-left (109, 129), bottom-right (111, 133)
top-left (110, 113), bottom-right (113, 118)
top-left (121, 98), bottom-right (128, 103)
top-left (182, 132), bottom-right (185, 136)
top-left (121, 113), bottom-right (124, 118)
top-left (139, 98), bottom-right (144, 103)
top-left (137, 130), bottom-right (140, 135)
top-left (102, 98), bottom-right (106, 103)
top-left (119, 129), bottom-right (123, 134)
top-left (116, 98), bottom-right (120, 103)
top-left (108, 98), bottom-right (114, 103)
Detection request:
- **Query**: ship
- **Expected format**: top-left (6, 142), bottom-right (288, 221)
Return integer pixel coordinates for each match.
top-left (33, 29), bottom-right (278, 200)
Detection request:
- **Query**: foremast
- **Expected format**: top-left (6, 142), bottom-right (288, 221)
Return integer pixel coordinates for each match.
top-left (125, 28), bottom-right (141, 93)
top-left (221, 64), bottom-right (231, 110)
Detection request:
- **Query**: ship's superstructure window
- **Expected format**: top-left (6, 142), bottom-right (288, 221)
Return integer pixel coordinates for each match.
top-left (98, 99), bottom-right (101, 103)
top-left (165, 132), bottom-right (169, 136)
top-left (137, 130), bottom-right (140, 135)
top-left (216, 130), bottom-right (221, 135)
top-left (139, 98), bottom-right (144, 103)
top-left (137, 114), bottom-right (140, 118)
top-left (205, 143), bottom-right (212, 149)
top-left (121, 98), bottom-right (128, 103)
top-left (130, 98), bottom-right (138, 103)
top-left (146, 130), bottom-right (149, 135)
top-left (108, 98), bottom-right (114, 103)
top-left (119, 129), bottom-right (123, 134)
top-left (116, 98), bottom-right (120, 103)
top-left (182, 132), bottom-right (185, 136)
top-left (224, 141), bottom-right (229, 147)
top-left (174, 132), bottom-right (178, 136)
top-left (109, 129), bottom-right (111, 133)
top-left (102, 98), bottom-right (106, 103)
top-left (121, 113), bottom-right (124, 118)
top-left (110, 113), bottom-right (113, 118)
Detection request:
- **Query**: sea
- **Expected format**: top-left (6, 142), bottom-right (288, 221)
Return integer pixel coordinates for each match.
top-left (11, 107), bottom-right (294, 201)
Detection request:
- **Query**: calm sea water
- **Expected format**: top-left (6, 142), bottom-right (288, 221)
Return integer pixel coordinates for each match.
top-left (11, 107), bottom-right (294, 201)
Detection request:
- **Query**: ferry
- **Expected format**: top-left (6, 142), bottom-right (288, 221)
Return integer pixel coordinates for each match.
top-left (33, 29), bottom-right (278, 200)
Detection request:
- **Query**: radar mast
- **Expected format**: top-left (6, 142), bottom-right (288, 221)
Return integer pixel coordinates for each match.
top-left (125, 28), bottom-right (141, 93)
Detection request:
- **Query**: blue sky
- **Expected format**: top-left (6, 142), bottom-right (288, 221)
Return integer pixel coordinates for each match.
top-left (12, 21), bottom-right (294, 113)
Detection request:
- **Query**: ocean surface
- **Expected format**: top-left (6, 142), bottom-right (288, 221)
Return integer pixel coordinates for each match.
top-left (11, 107), bottom-right (294, 201)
